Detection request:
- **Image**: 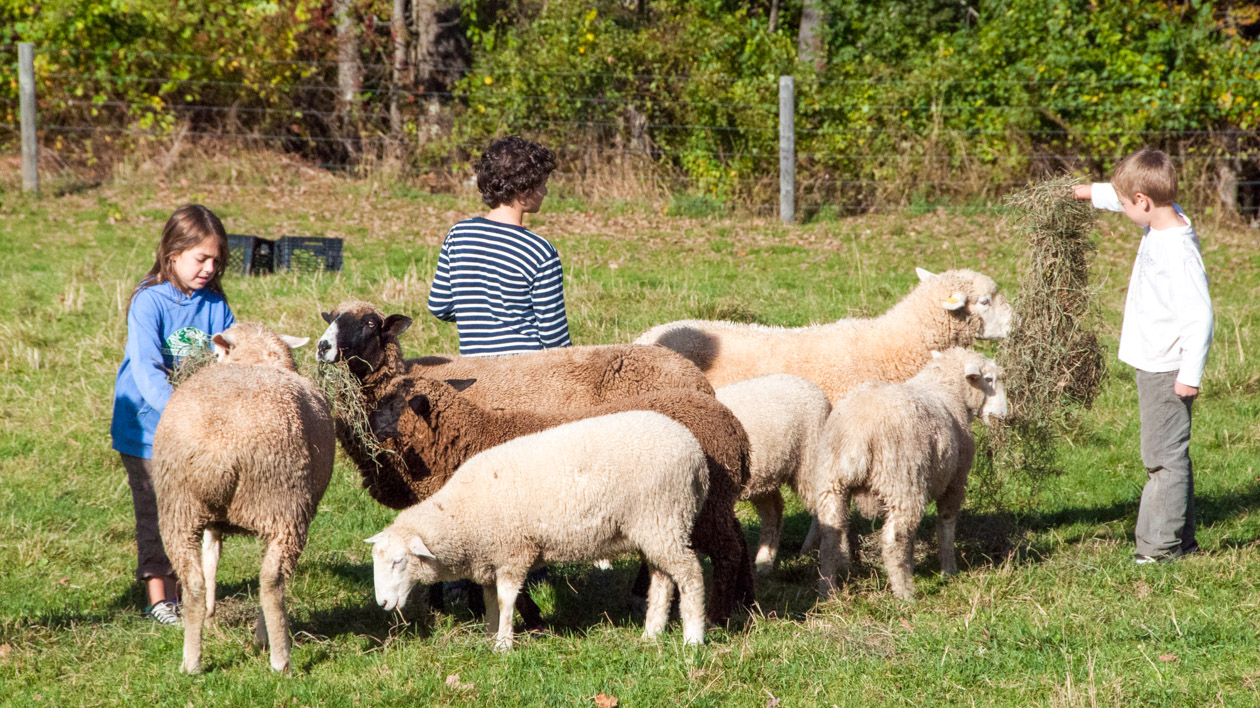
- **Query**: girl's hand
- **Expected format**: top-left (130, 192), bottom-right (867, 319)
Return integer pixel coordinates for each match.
top-left (1072, 184), bottom-right (1092, 200)
top-left (1173, 381), bottom-right (1198, 399)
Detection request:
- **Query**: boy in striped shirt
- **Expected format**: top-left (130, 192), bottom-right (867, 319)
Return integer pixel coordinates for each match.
top-left (428, 136), bottom-right (572, 356)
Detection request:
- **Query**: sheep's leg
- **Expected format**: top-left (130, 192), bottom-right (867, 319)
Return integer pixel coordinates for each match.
top-left (168, 527), bottom-right (207, 674)
top-left (815, 489), bottom-right (851, 599)
top-left (493, 573), bottom-right (523, 652)
top-left (694, 505), bottom-right (751, 625)
top-left (749, 490), bottom-right (785, 575)
top-left (201, 528), bottom-right (222, 620)
top-left (257, 537), bottom-right (296, 672)
top-left (642, 568), bottom-right (674, 640)
top-left (800, 518), bottom-right (820, 555)
top-left (667, 555), bottom-right (707, 645)
top-left (936, 475), bottom-right (967, 577)
top-left (881, 510), bottom-right (918, 602)
top-left (481, 584), bottom-right (499, 637)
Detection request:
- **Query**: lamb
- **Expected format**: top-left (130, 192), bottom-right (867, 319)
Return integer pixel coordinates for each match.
top-left (634, 268), bottom-right (1013, 404)
top-left (152, 323), bottom-right (335, 673)
top-left (314, 300), bottom-right (713, 510)
top-left (713, 374), bottom-right (832, 575)
top-left (367, 411), bottom-right (711, 650)
top-left (801, 348), bottom-right (1007, 602)
top-left (368, 373), bottom-right (754, 624)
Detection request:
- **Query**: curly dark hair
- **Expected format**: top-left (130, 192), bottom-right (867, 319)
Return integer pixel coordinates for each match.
top-left (475, 136), bottom-right (557, 208)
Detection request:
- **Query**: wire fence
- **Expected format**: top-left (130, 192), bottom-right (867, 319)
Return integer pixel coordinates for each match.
top-left (5, 44), bottom-right (1260, 216)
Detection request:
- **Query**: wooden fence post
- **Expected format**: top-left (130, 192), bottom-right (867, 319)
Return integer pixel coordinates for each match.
top-left (779, 75), bottom-right (794, 224)
top-left (19, 42), bottom-right (39, 196)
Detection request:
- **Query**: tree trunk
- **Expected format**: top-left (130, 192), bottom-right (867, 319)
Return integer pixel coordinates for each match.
top-left (390, 0), bottom-right (408, 154)
top-left (335, 0), bottom-right (362, 144)
top-left (797, 0), bottom-right (826, 73)
top-left (768, 0), bottom-right (779, 33)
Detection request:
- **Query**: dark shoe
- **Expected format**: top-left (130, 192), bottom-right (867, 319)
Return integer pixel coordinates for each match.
top-left (146, 600), bottom-right (180, 625)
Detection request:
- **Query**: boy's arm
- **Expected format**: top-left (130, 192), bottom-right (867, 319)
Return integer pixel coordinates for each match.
top-left (531, 253), bottom-right (572, 348)
top-left (427, 238), bottom-right (457, 322)
top-left (1173, 255), bottom-right (1214, 392)
top-left (1084, 182), bottom-right (1124, 212)
top-left (127, 291), bottom-right (175, 415)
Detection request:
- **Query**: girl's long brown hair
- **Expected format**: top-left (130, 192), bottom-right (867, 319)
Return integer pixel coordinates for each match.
top-left (127, 204), bottom-right (230, 313)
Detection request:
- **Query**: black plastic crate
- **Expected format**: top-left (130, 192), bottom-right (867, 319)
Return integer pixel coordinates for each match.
top-left (275, 236), bottom-right (343, 272)
top-left (226, 234), bottom-right (276, 276)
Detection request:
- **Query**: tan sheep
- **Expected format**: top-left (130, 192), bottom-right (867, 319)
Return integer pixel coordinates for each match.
top-left (367, 411), bottom-right (711, 650)
top-left (634, 268), bottom-right (1013, 404)
top-left (714, 374), bottom-right (831, 575)
top-left (152, 322), bottom-right (334, 673)
top-left (801, 348), bottom-right (1007, 602)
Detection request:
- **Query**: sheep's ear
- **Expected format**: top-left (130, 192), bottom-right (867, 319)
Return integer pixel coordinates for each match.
top-left (280, 335), bottom-right (309, 350)
top-left (321, 311), bottom-right (335, 324)
top-left (211, 332), bottom-right (234, 358)
top-left (408, 395), bottom-right (432, 421)
top-left (408, 536), bottom-right (436, 559)
top-left (445, 378), bottom-right (477, 393)
top-left (916, 267), bottom-right (936, 281)
top-left (364, 532), bottom-right (386, 545)
top-left (941, 292), bottom-right (968, 311)
top-left (964, 362), bottom-right (983, 380)
top-left (930, 350), bottom-right (943, 359)
top-left (383, 314), bottom-right (413, 337)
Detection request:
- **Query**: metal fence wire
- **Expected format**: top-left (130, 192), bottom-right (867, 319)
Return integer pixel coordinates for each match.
top-left (4, 44), bottom-right (1260, 216)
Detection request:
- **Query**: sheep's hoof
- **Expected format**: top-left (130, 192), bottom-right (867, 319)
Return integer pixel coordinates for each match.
top-left (180, 659), bottom-right (202, 674)
top-left (269, 657), bottom-right (290, 673)
top-left (492, 637), bottom-right (514, 653)
top-left (253, 623), bottom-right (269, 650)
top-left (754, 561), bottom-right (775, 577)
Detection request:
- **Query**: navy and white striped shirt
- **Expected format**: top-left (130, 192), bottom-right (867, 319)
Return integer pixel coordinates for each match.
top-left (428, 217), bottom-right (572, 356)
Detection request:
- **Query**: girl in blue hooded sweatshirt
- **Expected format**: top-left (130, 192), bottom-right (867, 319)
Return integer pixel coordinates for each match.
top-left (110, 204), bottom-right (235, 625)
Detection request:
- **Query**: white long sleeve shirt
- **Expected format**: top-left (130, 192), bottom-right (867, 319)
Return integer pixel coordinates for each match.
top-left (1091, 183), bottom-right (1214, 387)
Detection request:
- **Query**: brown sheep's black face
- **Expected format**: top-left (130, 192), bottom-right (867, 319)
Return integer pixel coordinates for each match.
top-left (316, 306), bottom-right (412, 380)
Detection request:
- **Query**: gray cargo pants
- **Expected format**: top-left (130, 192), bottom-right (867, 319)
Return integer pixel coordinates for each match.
top-left (120, 454), bottom-right (175, 581)
top-left (1135, 370), bottom-right (1198, 558)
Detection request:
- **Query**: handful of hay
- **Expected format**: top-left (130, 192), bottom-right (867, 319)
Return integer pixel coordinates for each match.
top-left (973, 175), bottom-right (1106, 509)
top-left (171, 346), bottom-right (390, 462)
top-left (307, 358), bottom-right (392, 462)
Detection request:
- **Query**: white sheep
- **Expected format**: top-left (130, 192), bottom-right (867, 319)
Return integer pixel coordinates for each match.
top-left (713, 374), bottom-right (831, 575)
top-left (801, 348), bottom-right (1007, 601)
top-left (635, 268), bottom-right (1013, 404)
top-left (366, 410), bottom-right (710, 650)
top-left (152, 323), bottom-right (334, 673)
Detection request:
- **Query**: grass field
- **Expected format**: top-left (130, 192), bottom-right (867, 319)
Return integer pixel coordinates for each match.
top-left (1, 163), bottom-right (1258, 706)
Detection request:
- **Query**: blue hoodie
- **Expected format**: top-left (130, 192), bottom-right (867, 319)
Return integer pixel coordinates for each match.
top-left (110, 281), bottom-right (235, 459)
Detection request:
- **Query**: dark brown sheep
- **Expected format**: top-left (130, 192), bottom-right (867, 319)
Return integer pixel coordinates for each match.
top-left (370, 374), bottom-right (754, 624)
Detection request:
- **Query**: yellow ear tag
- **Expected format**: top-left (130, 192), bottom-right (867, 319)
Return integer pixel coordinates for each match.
top-left (945, 296), bottom-right (960, 305)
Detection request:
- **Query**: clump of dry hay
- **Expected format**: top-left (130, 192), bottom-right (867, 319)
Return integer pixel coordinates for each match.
top-left (171, 346), bottom-right (389, 461)
top-left (307, 359), bottom-right (391, 462)
top-left (972, 175), bottom-right (1106, 510)
top-left (167, 348), bottom-right (218, 388)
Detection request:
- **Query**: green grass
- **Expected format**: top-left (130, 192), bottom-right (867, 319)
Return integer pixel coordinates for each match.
top-left (1, 171), bottom-right (1258, 706)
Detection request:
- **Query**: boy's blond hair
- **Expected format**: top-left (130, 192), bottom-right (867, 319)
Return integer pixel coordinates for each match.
top-left (1112, 147), bottom-right (1178, 206)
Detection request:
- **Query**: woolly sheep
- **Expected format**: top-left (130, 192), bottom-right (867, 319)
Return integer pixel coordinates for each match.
top-left (801, 348), bottom-right (1007, 602)
top-left (635, 268), bottom-right (1013, 404)
top-left (366, 411), bottom-right (711, 650)
top-left (713, 374), bottom-right (831, 575)
top-left (313, 300), bottom-right (712, 508)
top-left (153, 322), bottom-right (334, 673)
top-left (369, 374), bottom-right (754, 624)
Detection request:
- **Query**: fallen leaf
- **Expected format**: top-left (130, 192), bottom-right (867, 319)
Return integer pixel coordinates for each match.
top-left (445, 673), bottom-right (474, 691)
top-left (0, 644), bottom-right (11, 659)
top-left (593, 692), bottom-right (619, 708)
top-left (900, 617), bottom-right (914, 631)
top-left (58, 577), bottom-right (69, 585)
top-left (1159, 654), bottom-right (1179, 663)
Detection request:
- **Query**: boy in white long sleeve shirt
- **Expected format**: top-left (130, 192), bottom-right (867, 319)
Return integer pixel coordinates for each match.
top-left (1073, 147), bottom-right (1214, 563)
